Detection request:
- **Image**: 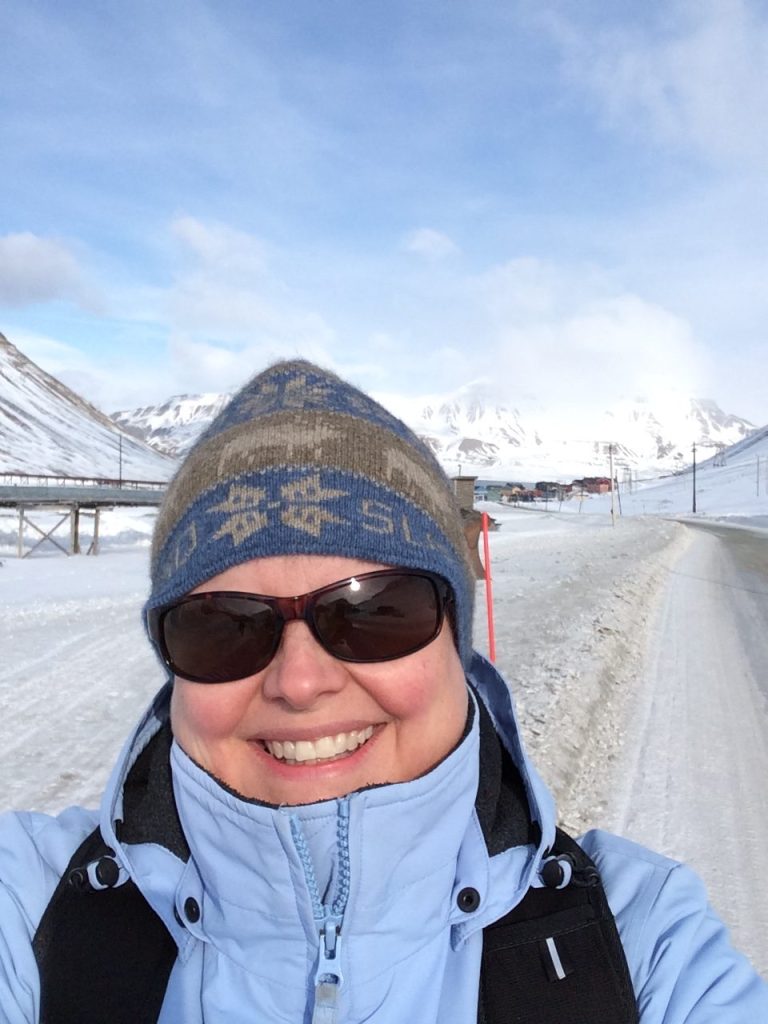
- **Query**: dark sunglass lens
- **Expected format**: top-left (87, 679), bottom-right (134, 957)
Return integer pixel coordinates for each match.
top-left (162, 596), bottom-right (278, 682)
top-left (313, 574), bottom-right (443, 661)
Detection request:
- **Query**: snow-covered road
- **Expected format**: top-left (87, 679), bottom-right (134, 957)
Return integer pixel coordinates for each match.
top-left (1, 507), bottom-right (766, 974)
top-left (609, 522), bottom-right (768, 975)
top-left (0, 549), bottom-right (160, 811)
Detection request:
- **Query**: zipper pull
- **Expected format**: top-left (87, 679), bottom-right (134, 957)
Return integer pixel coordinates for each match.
top-left (312, 913), bottom-right (343, 1024)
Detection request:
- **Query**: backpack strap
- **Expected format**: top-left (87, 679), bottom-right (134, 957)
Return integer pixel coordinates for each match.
top-left (479, 827), bottom-right (638, 1024)
top-left (32, 825), bottom-right (177, 1024)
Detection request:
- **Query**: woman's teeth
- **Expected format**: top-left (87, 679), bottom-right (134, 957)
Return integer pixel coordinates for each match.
top-left (264, 726), bottom-right (375, 765)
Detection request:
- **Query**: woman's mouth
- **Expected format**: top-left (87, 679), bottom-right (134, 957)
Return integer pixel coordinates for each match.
top-left (262, 726), bottom-right (375, 766)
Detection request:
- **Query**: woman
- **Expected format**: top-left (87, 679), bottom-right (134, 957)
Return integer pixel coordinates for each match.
top-left (0, 359), bottom-right (766, 1022)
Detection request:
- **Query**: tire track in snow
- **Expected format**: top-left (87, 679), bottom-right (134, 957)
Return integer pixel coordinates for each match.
top-left (0, 596), bottom-right (162, 812)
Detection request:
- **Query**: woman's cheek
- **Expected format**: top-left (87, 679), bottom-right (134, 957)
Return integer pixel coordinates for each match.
top-left (171, 681), bottom-right (248, 741)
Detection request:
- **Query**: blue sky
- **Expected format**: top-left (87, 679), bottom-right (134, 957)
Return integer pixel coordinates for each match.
top-left (1, 0), bottom-right (766, 424)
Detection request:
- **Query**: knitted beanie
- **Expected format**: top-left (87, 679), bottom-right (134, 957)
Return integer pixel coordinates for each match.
top-left (147, 359), bottom-right (476, 665)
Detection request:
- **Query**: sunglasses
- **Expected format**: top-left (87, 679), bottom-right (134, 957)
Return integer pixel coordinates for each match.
top-left (147, 569), bottom-right (452, 684)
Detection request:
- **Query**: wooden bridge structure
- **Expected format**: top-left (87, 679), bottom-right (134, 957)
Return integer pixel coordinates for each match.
top-left (0, 474), bottom-right (167, 558)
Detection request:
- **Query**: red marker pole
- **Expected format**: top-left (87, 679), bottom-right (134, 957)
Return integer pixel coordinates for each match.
top-left (481, 512), bottom-right (496, 662)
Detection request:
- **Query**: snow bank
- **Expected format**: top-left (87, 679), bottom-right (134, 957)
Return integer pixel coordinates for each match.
top-left (474, 504), bottom-right (685, 834)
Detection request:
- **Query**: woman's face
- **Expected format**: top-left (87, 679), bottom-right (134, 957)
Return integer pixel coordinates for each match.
top-left (170, 554), bottom-right (469, 805)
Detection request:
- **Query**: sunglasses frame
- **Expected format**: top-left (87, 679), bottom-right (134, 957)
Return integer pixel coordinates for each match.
top-left (147, 568), bottom-right (453, 684)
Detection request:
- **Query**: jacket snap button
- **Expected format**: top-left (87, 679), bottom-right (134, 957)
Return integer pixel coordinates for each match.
top-left (184, 897), bottom-right (201, 923)
top-left (457, 887), bottom-right (481, 913)
top-left (94, 856), bottom-right (120, 888)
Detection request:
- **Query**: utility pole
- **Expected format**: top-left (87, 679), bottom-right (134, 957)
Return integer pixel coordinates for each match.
top-left (692, 442), bottom-right (697, 513)
top-left (608, 443), bottom-right (616, 527)
top-left (758, 456), bottom-right (761, 498)
top-left (118, 434), bottom-right (123, 488)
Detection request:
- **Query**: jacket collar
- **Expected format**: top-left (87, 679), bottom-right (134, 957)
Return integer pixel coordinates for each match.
top-left (167, 702), bottom-right (483, 974)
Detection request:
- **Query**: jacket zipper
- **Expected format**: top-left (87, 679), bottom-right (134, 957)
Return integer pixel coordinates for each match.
top-left (290, 798), bottom-right (351, 1024)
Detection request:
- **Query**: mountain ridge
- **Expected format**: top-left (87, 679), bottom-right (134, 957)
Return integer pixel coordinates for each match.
top-left (112, 380), bottom-right (757, 481)
top-left (0, 330), bottom-right (757, 481)
top-left (0, 332), bottom-right (174, 479)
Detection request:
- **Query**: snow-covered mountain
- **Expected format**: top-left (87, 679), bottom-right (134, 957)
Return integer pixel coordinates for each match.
top-left (2, 323), bottom-right (751, 482)
top-left (396, 383), bottom-right (755, 478)
top-left (0, 333), bottom-right (175, 479)
top-left (113, 379), bottom-right (756, 480)
top-left (112, 393), bottom-right (231, 457)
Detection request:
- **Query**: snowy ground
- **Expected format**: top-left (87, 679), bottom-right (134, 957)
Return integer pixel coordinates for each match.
top-left (1, 503), bottom-right (766, 975)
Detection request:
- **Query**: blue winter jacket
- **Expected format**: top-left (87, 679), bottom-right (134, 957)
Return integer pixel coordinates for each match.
top-left (0, 653), bottom-right (766, 1022)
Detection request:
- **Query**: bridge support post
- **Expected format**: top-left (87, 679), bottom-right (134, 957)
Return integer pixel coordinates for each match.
top-left (86, 508), bottom-right (101, 555)
top-left (70, 507), bottom-right (81, 555)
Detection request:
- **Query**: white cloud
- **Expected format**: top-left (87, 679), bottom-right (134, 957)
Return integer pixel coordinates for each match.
top-left (361, 257), bottom-right (710, 414)
top-left (403, 228), bottom-right (460, 261)
top-left (254, 249), bottom-right (715, 430)
top-left (163, 216), bottom-right (339, 384)
top-left (165, 333), bottom-right (337, 395)
top-left (171, 217), bottom-right (267, 279)
top-left (1, 227), bottom-right (726, 424)
top-left (472, 259), bottom-right (710, 415)
top-left (478, 257), bottom-right (607, 320)
top-left (0, 233), bottom-right (91, 307)
top-left (550, 0), bottom-right (768, 168)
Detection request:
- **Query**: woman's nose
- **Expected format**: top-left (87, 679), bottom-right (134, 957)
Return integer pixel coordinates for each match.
top-left (259, 620), bottom-right (348, 709)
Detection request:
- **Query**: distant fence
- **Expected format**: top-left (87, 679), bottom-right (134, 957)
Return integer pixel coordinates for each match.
top-left (0, 473), bottom-right (167, 490)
